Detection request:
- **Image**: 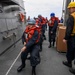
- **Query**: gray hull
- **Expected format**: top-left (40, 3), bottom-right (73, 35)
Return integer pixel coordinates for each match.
top-left (0, 0), bottom-right (26, 55)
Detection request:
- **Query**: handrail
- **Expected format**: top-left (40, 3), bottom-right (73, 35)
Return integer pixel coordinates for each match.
top-left (2, 32), bottom-right (16, 40)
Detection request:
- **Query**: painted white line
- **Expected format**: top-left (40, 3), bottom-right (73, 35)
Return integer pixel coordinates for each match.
top-left (5, 51), bottom-right (22, 75)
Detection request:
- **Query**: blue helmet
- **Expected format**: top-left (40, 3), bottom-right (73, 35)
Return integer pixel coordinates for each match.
top-left (50, 13), bottom-right (55, 17)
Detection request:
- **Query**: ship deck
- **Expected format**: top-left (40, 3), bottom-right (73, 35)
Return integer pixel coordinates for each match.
top-left (0, 31), bottom-right (74, 75)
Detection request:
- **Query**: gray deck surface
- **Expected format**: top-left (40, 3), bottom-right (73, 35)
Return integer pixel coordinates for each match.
top-left (0, 31), bottom-right (74, 75)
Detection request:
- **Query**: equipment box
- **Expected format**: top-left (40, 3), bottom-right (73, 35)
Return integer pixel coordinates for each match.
top-left (56, 26), bottom-right (67, 52)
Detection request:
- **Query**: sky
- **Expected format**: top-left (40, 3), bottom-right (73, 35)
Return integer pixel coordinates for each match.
top-left (23, 0), bottom-right (65, 20)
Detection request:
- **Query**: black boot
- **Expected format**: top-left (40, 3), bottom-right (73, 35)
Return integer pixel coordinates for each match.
top-left (39, 49), bottom-right (42, 52)
top-left (32, 66), bottom-right (36, 75)
top-left (48, 42), bottom-right (51, 48)
top-left (62, 61), bottom-right (72, 67)
top-left (69, 68), bottom-right (75, 74)
top-left (27, 56), bottom-right (31, 60)
top-left (53, 42), bottom-right (55, 47)
top-left (17, 59), bottom-right (26, 72)
top-left (44, 37), bottom-right (46, 40)
top-left (17, 64), bottom-right (25, 72)
top-left (48, 45), bottom-right (51, 48)
top-left (39, 44), bottom-right (42, 52)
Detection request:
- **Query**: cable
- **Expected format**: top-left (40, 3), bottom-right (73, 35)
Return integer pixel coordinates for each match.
top-left (5, 50), bottom-right (22, 75)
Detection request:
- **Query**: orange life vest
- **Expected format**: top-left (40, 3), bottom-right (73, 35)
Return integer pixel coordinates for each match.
top-left (25, 26), bottom-right (40, 43)
top-left (20, 13), bottom-right (24, 22)
top-left (35, 19), bottom-right (41, 25)
top-left (35, 24), bottom-right (42, 34)
top-left (35, 19), bottom-right (42, 30)
top-left (48, 17), bottom-right (59, 27)
top-left (46, 18), bottom-right (48, 23)
top-left (41, 17), bottom-right (46, 25)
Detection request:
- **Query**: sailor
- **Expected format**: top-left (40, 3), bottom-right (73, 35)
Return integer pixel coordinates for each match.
top-left (38, 15), bottom-right (47, 40)
top-left (62, 2), bottom-right (75, 74)
top-left (48, 13), bottom-right (59, 48)
top-left (17, 19), bottom-right (40, 75)
top-left (35, 19), bottom-right (43, 51)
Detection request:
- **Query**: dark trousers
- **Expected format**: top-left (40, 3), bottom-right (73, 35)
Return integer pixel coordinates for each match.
top-left (39, 34), bottom-right (43, 51)
top-left (66, 36), bottom-right (75, 63)
top-left (42, 25), bottom-right (46, 39)
top-left (48, 27), bottom-right (56, 46)
top-left (21, 45), bottom-right (40, 67)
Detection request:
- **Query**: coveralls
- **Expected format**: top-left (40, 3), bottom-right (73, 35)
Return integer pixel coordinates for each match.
top-left (64, 13), bottom-right (75, 65)
top-left (17, 25), bottom-right (40, 75)
top-left (48, 19), bottom-right (58, 47)
top-left (21, 30), bottom-right (40, 67)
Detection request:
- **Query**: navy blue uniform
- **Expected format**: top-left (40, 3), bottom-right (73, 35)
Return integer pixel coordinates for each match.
top-left (48, 20), bottom-right (58, 47)
top-left (39, 18), bottom-right (46, 40)
top-left (64, 15), bottom-right (75, 64)
top-left (21, 30), bottom-right (40, 67)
